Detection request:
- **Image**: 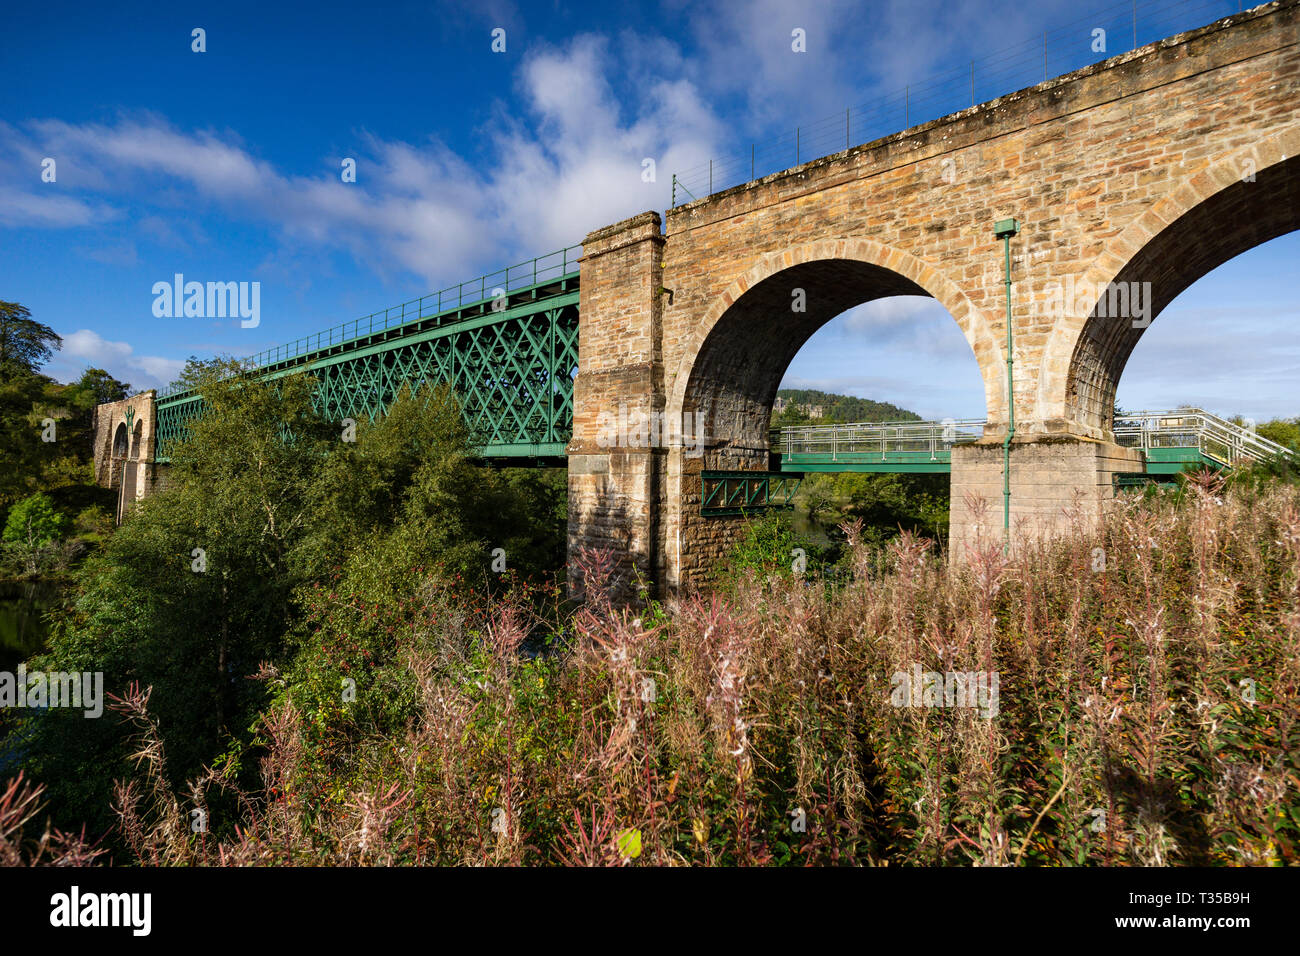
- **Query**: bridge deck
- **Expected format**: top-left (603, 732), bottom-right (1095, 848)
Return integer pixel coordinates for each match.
top-left (154, 247), bottom-right (582, 462)
top-left (771, 410), bottom-right (1289, 476)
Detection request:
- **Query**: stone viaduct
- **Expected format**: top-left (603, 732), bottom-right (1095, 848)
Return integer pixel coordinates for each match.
top-left (91, 389), bottom-right (161, 523)
top-left (566, 1), bottom-right (1299, 592)
top-left (93, 3), bottom-right (1298, 596)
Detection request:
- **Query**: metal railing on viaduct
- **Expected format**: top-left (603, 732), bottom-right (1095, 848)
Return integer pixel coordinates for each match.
top-left (153, 247), bottom-right (581, 462)
top-left (769, 410), bottom-right (1290, 473)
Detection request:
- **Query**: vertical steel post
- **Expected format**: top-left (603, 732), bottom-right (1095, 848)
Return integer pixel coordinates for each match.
top-left (994, 218), bottom-right (1021, 554)
top-left (1004, 233), bottom-right (1013, 552)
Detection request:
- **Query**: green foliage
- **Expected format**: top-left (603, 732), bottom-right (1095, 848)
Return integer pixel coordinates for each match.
top-left (770, 388), bottom-right (921, 428)
top-left (794, 471), bottom-right (950, 551)
top-left (1257, 416), bottom-right (1300, 451)
top-left (68, 367), bottom-right (131, 406)
top-left (720, 510), bottom-right (825, 584)
top-left (17, 373), bottom-right (568, 846)
top-left (21, 367), bottom-right (335, 835)
top-left (166, 354), bottom-right (250, 394)
top-left (3, 493), bottom-right (69, 546)
top-left (0, 368), bottom-right (53, 509)
top-left (0, 342), bottom-right (126, 522)
top-left (0, 301), bottom-right (61, 376)
top-left (1226, 417), bottom-right (1300, 488)
top-left (1, 492), bottom-right (74, 577)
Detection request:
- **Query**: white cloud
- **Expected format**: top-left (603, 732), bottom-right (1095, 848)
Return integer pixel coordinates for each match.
top-left (0, 34), bottom-right (722, 287)
top-left (1118, 302), bottom-right (1300, 421)
top-left (680, 0), bottom-right (870, 128)
top-left (52, 329), bottom-right (185, 392)
top-left (0, 185), bottom-right (117, 228)
top-left (841, 296), bottom-right (975, 360)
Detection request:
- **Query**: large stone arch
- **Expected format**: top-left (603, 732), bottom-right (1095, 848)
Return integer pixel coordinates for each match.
top-left (660, 238), bottom-right (992, 587)
top-left (1040, 126), bottom-right (1300, 437)
top-left (665, 238), bottom-right (998, 443)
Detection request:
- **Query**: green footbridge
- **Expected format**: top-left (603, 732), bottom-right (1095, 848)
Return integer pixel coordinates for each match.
top-left (697, 412), bottom-right (1288, 517)
top-left (770, 410), bottom-right (1289, 476)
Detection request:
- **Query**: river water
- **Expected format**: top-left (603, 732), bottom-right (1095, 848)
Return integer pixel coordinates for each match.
top-left (0, 580), bottom-right (55, 672)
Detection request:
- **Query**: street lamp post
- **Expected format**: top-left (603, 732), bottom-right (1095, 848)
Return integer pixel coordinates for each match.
top-left (993, 218), bottom-right (1021, 555)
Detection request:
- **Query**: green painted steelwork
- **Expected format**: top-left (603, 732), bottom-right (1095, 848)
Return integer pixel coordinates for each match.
top-left (154, 253), bottom-right (580, 462)
top-left (769, 409), bottom-right (1288, 477)
top-left (782, 451), bottom-right (1225, 477)
top-left (1113, 471), bottom-right (1161, 489)
top-left (701, 471), bottom-right (803, 517)
top-left (777, 458), bottom-right (952, 474)
top-left (1143, 448), bottom-right (1225, 474)
top-left (995, 217), bottom-right (1020, 554)
top-left (770, 418), bottom-right (983, 473)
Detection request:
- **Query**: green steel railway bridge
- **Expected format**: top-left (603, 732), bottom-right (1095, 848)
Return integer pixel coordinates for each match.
top-left (152, 246), bottom-right (583, 464)
top-left (138, 248), bottom-right (1287, 521)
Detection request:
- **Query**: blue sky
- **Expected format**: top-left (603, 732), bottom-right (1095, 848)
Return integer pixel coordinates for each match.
top-left (1, 0), bottom-right (1295, 421)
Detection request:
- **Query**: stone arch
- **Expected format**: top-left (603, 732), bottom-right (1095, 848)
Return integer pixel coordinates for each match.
top-left (658, 238), bottom-right (993, 589)
top-left (1041, 126), bottom-right (1300, 437)
top-left (112, 422), bottom-right (129, 458)
top-left (130, 418), bottom-right (144, 459)
top-left (664, 237), bottom-right (997, 460)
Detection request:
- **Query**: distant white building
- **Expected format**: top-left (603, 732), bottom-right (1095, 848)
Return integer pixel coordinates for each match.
top-left (772, 398), bottom-right (825, 418)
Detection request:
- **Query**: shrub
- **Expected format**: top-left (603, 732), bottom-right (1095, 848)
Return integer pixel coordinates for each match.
top-left (3, 492), bottom-right (68, 548)
top-left (52, 474), bottom-right (1297, 866)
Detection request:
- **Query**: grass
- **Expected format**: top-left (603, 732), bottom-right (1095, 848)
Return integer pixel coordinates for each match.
top-left (3, 472), bottom-right (1298, 866)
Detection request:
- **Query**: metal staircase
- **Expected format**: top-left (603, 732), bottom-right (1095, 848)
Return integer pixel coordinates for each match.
top-left (1113, 408), bottom-right (1293, 470)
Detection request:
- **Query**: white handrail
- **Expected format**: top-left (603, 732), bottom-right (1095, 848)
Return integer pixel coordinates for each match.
top-left (773, 408), bottom-right (1292, 466)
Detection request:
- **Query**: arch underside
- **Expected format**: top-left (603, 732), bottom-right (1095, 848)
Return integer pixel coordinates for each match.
top-left (1068, 155), bottom-right (1300, 434)
top-left (112, 422), bottom-right (128, 458)
top-left (682, 259), bottom-right (933, 467)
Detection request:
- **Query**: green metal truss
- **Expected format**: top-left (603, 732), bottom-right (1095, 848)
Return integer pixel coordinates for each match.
top-left (701, 471), bottom-right (803, 517)
top-left (154, 262), bottom-right (579, 462)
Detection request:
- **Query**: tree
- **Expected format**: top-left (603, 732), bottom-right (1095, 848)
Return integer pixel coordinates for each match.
top-left (16, 364), bottom-right (572, 845)
top-left (72, 367), bottom-right (131, 405)
top-left (16, 365), bottom-right (337, 837)
top-left (2, 491), bottom-right (70, 575)
top-left (167, 354), bottom-right (248, 394)
top-left (0, 301), bottom-right (62, 377)
top-left (1257, 417), bottom-right (1300, 452)
top-left (3, 491), bottom-right (69, 547)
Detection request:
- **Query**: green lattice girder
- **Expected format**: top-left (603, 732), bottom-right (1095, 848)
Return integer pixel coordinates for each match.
top-left (154, 276), bottom-right (579, 462)
top-left (701, 471), bottom-right (803, 517)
